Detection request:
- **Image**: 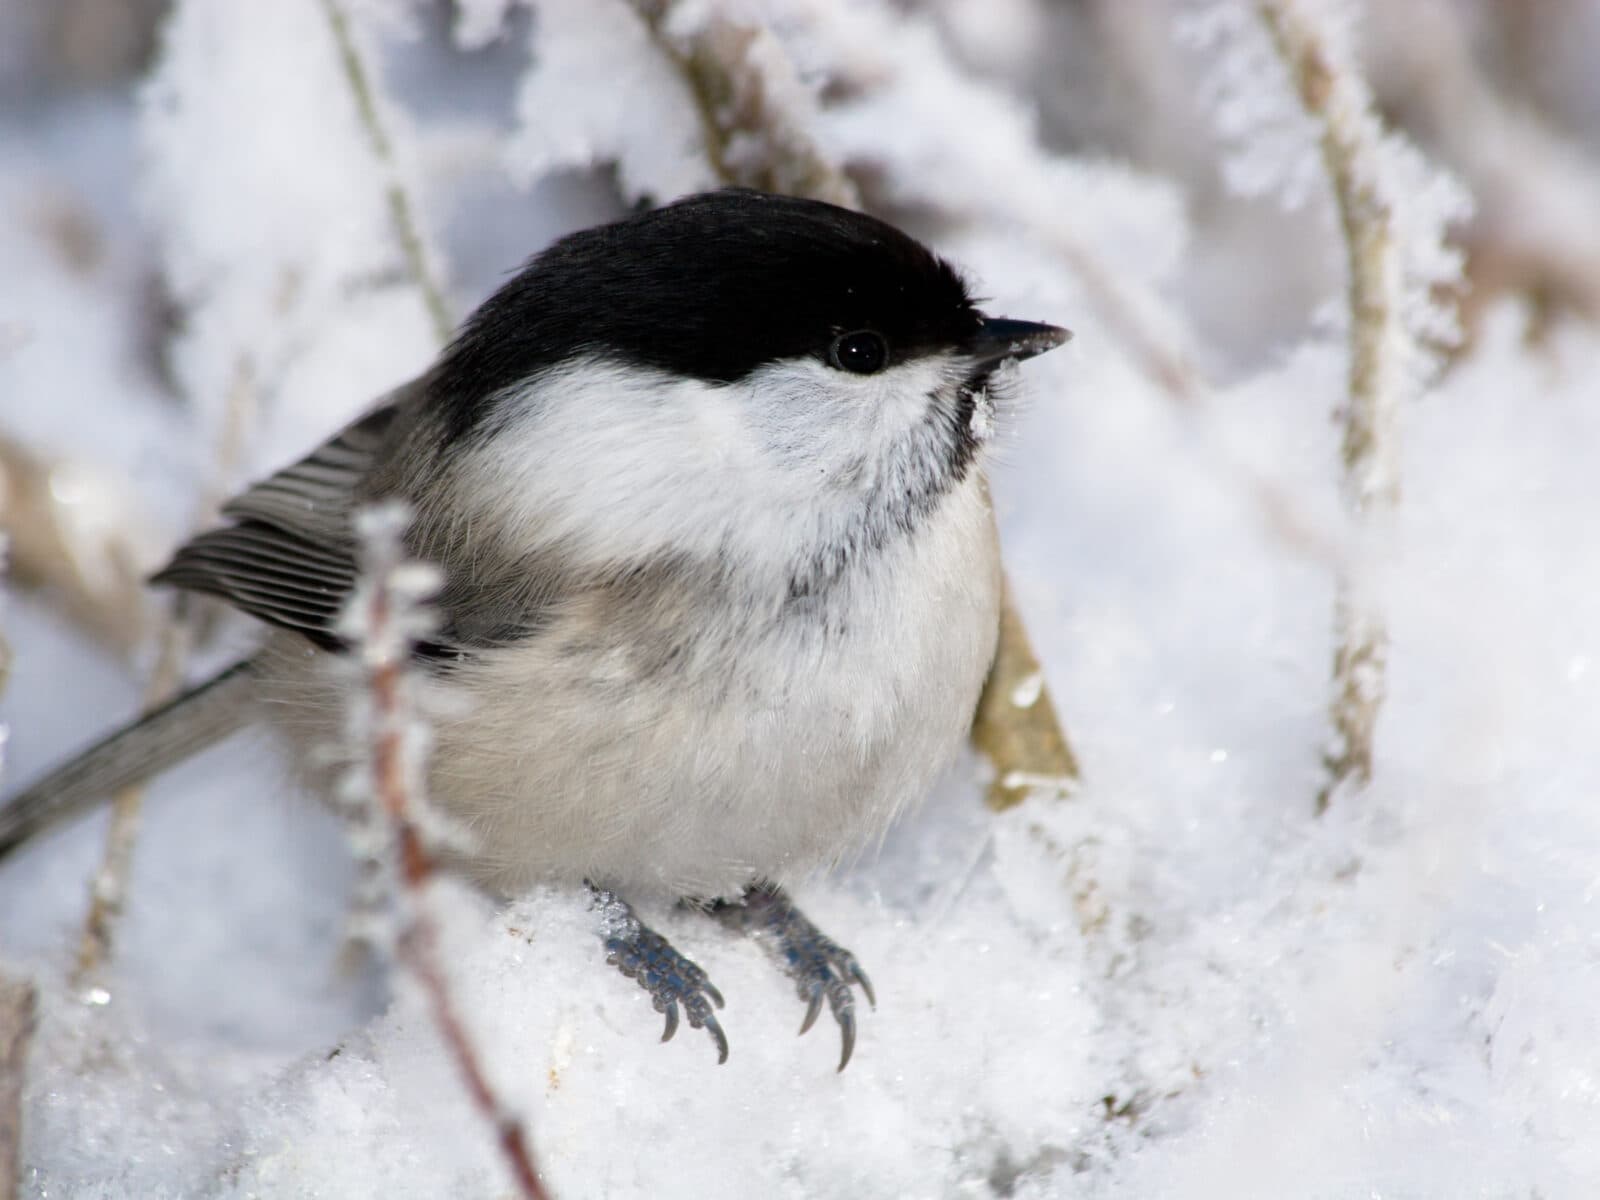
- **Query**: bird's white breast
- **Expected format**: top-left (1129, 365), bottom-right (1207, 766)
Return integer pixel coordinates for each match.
top-left (260, 355), bottom-right (1003, 898)
top-left (429, 469), bottom-right (999, 897)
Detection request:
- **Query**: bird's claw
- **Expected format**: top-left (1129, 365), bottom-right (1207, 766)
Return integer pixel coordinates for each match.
top-left (720, 884), bottom-right (875, 1071)
top-left (788, 938), bottom-right (871, 1071)
top-left (594, 888), bottom-right (729, 1065)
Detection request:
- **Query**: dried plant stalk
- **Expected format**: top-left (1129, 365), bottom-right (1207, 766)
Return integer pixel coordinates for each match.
top-left (346, 506), bottom-right (550, 1200)
top-left (0, 973), bottom-right (36, 1200)
top-left (318, 0), bottom-right (454, 344)
top-left (0, 433), bottom-right (149, 655)
top-left (628, 0), bottom-right (1080, 800)
top-left (1258, 0), bottom-right (1403, 812)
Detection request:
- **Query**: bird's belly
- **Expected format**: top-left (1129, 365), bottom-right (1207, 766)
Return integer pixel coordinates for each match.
top-left (267, 477), bottom-right (1001, 900)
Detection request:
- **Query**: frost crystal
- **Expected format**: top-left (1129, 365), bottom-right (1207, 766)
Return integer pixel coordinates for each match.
top-left (507, 0), bottom-right (717, 202)
top-left (1179, 1), bottom-right (1328, 208)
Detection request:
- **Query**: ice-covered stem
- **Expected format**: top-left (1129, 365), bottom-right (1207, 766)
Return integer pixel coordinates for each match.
top-left (1258, 0), bottom-right (1401, 811)
top-left (318, 0), bottom-right (454, 344)
top-left (628, 0), bottom-right (1077, 798)
top-left (0, 972), bottom-right (35, 1200)
top-left (343, 504), bottom-right (551, 1200)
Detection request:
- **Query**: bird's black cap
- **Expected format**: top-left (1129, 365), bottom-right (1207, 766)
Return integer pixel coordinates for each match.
top-left (432, 189), bottom-right (987, 441)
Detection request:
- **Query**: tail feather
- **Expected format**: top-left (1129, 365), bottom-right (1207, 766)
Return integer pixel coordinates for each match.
top-left (0, 659), bottom-right (258, 859)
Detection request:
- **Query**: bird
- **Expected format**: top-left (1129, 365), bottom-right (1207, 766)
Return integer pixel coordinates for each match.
top-left (0, 187), bottom-right (1069, 1069)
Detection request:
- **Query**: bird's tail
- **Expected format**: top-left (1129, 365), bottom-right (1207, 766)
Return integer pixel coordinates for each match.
top-left (0, 659), bottom-right (258, 859)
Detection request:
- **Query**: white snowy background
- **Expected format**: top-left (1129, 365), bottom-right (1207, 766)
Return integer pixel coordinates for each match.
top-left (2, 0), bottom-right (1599, 1196)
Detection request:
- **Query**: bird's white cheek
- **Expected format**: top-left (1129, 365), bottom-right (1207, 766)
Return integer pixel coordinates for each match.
top-left (737, 357), bottom-right (953, 486)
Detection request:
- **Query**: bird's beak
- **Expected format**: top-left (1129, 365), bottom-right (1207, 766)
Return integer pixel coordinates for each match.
top-left (967, 317), bottom-right (1072, 366)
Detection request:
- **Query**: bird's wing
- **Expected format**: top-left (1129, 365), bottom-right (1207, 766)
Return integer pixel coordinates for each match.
top-left (152, 402), bottom-right (401, 650)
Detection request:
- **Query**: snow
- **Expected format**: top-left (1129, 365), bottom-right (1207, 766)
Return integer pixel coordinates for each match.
top-left (506, 0), bottom-right (717, 204)
top-left (4, 1), bottom-right (1600, 1197)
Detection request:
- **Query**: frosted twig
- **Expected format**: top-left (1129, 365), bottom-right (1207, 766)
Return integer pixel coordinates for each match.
top-left (342, 503), bottom-right (550, 1200)
top-left (625, 0), bottom-right (1079, 802)
top-left (0, 972), bottom-right (34, 1200)
top-left (318, 0), bottom-right (454, 344)
top-left (1256, 0), bottom-right (1438, 812)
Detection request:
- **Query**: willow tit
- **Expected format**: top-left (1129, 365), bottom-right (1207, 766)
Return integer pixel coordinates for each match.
top-left (2, 188), bottom-right (1068, 1068)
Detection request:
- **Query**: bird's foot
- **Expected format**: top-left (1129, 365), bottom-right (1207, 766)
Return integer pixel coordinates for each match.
top-left (590, 886), bottom-right (728, 1064)
top-left (716, 883), bottom-right (875, 1071)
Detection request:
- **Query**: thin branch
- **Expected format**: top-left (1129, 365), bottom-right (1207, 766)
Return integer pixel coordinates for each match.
top-left (318, 0), bottom-right (454, 345)
top-left (626, 0), bottom-right (1081, 803)
top-left (1258, 0), bottom-right (1405, 812)
top-left (344, 505), bottom-right (551, 1200)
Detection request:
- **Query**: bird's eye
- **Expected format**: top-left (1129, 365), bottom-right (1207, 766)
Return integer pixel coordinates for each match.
top-left (828, 330), bottom-right (889, 375)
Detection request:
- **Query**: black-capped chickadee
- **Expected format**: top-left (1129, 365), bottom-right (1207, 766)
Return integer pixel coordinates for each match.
top-left (1, 188), bottom-right (1068, 1069)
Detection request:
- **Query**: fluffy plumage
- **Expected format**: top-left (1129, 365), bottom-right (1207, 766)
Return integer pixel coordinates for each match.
top-left (3, 189), bottom-right (1067, 900)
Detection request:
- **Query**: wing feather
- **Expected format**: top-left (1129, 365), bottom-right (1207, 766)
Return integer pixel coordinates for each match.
top-left (152, 403), bottom-right (399, 648)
